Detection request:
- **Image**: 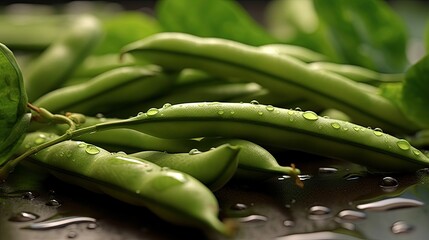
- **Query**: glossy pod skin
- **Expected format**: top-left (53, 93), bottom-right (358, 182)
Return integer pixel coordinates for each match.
top-left (121, 32), bottom-right (419, 133)
top-left (33, 66), bottom-right (175, 115)
top-left (36, 116), bottom-right (301, 180)
top-left (130, 144), bottom-right (240, 191)
top-left (93, 102), bottom-right (429, 173)
top-left (17, 132), bottom-right (234, 236)
top-left (25, 15), bottom-right (103, 102)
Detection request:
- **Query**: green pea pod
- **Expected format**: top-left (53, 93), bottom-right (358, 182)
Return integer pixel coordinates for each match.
top-left (121, 32), bottom-right (418, 133)
top-left (0, 43), bottom-right (30, 167)
top-left (25, 15), bottom-right (103, 102)
top-left (18, 132), bottom-right (235, 236)
top-left (33, 66), bottom-right (175, 115)
top-left (92, 102), bottom-right (429, 173)
top-left (130, 144), bottom-right (240, 191)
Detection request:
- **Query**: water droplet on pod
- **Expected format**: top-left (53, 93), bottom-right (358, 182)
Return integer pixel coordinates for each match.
top-left (85, 145), bottom-right (100, 155)
top-left (218, 110), bottom-right (224, 115)
top-left (188, 149), bottom-right (202, 155)
top-left (266, 105), bottom-right (274, 111)
top-left (396, 139), bottom-right (411, 150)
top-left (331, 122), bottom-right (341, 129)
top-left (162, 103), bottom-right (172, 108)
top-left (146, 108), bottom-right (159, 116)
top-left (373, 128), bottom-right (383, 136)
top-left (250, 100), bottom-right (259, 105)
top-left (308, 206), bottom-right (331, 220)
top-left (230, 203), bottom-right (248, 211)
top-left (336, 210), bottom-right (366, 221)
top-left (302, 111), bottom-right (318, 121)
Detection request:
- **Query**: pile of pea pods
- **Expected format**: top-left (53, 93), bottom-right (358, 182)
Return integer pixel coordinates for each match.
top-left (1, 1), bottom-right (429, 237)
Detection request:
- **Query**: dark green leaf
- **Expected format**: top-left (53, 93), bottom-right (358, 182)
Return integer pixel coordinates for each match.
top-left (94, 12), bottom-right (162, 55)
top-left (313, 0), bottom-right (408, 73)
top-left (401, 55), bottom-right (429, 129)
top-left (0, 43), bottom-right (30, 166)
top-left (156, 0), bottom-right (276, 46)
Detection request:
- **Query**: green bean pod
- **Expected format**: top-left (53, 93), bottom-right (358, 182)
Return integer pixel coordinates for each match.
top-left (18, 132), bottom-right (235, 236)
top-left (259, 44), bottom-right (329, 63)
top-left (93, 102), bottom-right (429, 172)
top-left (130, 144), bottom-right (240, 191)
top-left (25, 15), bottom-right (103, 102)
top-left (121, 32), bottom-right (418, 133)
top-left (36, 116), bottom-right (301, 180)
top-left (308, 62), bottom-right (404, 86)
top-left (33, 66), bottom-right (175, 115)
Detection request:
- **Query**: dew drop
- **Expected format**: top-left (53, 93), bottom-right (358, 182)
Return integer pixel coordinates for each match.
top-left (78, 143), bottom-right (86, 148)
top-left (46, 199), bottom-right (61, 207)
top-left (318, 167), bottom-right (338, 174)
top-left (413, 149), bottom-right (421, 156)
top-left (34, 136), bottom-right (46, 144)
top-left (85, 145), bottom-right (100, 155)
top-left (298, 175), bottom-right (312, 181)
top-left (331, 122), bottom-right (341, 129)
top-left (380, 176), bottom-right (399, 190)
top-left (188, 149), bottom-right (202, 155)
top-left (302, 111), bottom-right (318, 121)
top-left (294, 107), bottom-right (302, 111)
top-left (218, 110), bottom-right (224, 115)
top-left (162, 103), bottom-right (172, 108)
top-left (353, 127), bottom-right (360, 132)
top-left (308, 206), bottom-right (331, 220)
top-left (67, 231), bottom-right (78, 238)
top-left (23, 216), bottom-right (97, 230)
top-left (95, 113), bottom-right (104, 118)
top-left (258, 111), bottom-right (263, 116)
top-left (87, 223), bottom-right (98, 229)
top-left (137, 111), bottom-right (144, 116)
top-left (22, 191), bottom-right (36, 200)
top-left (396, 139), bottom-right (410, 150)
top-left (146, 108), bottom-right (159, 116)
top-left (9, 212), bottom-right (39, 222)
top-left (344, 174), bottom-right (362, 181)
top-left (250, 100), bottom-right (259, 105)
top-left (266, 105), bottom-right (275, 111)
top-left (337, 210), bottom-right (366, 221)
top-left (283, 220), bottom-right (295, 227)
top-left (230, 203), bottom-right (248, 211)
top-left (238, 214), bottom-right (267, 223)
top-left (373, 128), bottom-right (383, 136)
top-left (391, 221), bottom-right (413, 234)
top-left (230, 111), bottom-right (235, 115)
top-left (356, 197), bottom-right (424, 211)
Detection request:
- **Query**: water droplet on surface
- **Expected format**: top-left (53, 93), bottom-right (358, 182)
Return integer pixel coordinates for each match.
top-left (298, 175), bottom-right (312, 181)
top-left (230, 203), bottom-right (248, 211)
top-left (162, 103), bottom-right (172, 108)
top-left (396, 139), bottom-right (411, 150)
top-left (331, 122), bottom-right (341, 129)
top-left (87, 223), bottom-right (98, 229)
top-left (137, 111), bottom-right (144, 116)
top-left (230, 111), bottom-right (235, 115)
top-left (302, 111), bottom-right (318, 121)
top-left (257, 111), bottom-right (263, 116)
top-left (344, 174), bottom-right (362, 181)
top-left (283, 220), bottom-right (295, 227)
top-left (353, 127), bottom-right (360, 132)
top-left (46, 199), bottom-right (61, 207)
top-left (146, 108), bottom-right (159, 116)
top-left (9, 212), bottom-right (39, 222)
top-left (356, 197), bottom-right (424, 211)
top-left (188, 149), bottom-right (202, 155)
top-left (23, 216), bottom-right (97, 230)
top-left (238, 214), bottom-right (268, 223)
top-left (217, 110), bottom-right (224, 115)
top-left (34, 137), bottom-right (46, 144)
top-left (85, 145), bottom-right (100, 155)
top-left (152, 172), bottom-right (188, 191)
top-left (67, 231), bottom-right (78, 238)
top-left (294, 107), bottom-right (302, 111)
top-left (276, 231), bottom-right (363, 240)
top-left (337, 210), bottom-right (366, 221)
top-left (266, 105), bottom-right (274, 111)
top-left (250, 100), bottom-right (259, 105)
top-left (391, 221), bottom-right (413, 234)
top-left (413, 149), bottom-right (421, 156)
top-left (78, 142), bottom-right (86, 148)
top-left (380, 176), bottom-right (399, 190)
top-left (308, 206), bottom-right (331, 219)
top-left (22, 191), bottom-right (36, 200)
top-left (318, 167), bottom-right (338, 174)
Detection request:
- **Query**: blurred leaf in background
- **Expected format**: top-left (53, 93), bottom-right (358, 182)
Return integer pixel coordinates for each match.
top-left (156, 0), bottom-right (277, 46)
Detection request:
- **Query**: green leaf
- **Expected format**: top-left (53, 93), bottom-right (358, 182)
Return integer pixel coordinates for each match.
top-left (401, 55), bottom-right (429, 129)
top-left (312, 0), bottom-right (408, 73)
top-left (156, 0), bottom-right (276, 46)
top-left (378, 82), bottom-right (403, 108)
top-left (0, 43), bottom-right (30, 166)
top-left (94, 11), bottom-right (162, 55)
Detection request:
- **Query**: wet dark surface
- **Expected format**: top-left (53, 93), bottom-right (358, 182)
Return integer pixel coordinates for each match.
top-left (1, 153), bottom-right (428, 240)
